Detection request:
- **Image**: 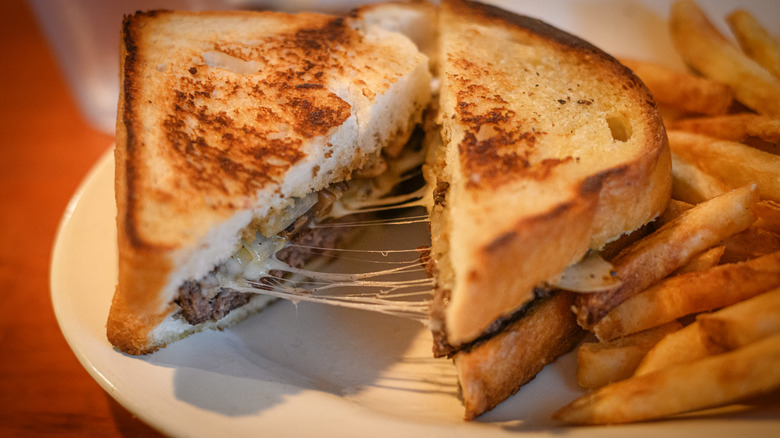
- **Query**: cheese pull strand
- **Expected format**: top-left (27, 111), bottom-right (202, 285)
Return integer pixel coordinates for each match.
top-left (236, 256), bottom-right (433, 322)
top-left (226, 213), bottom-right (617, 323)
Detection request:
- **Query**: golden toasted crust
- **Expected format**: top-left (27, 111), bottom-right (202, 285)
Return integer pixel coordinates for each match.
top-left (454, 291), bottom-right (583, 420)
top-left (435, 0), bottom-right (671, 346)
top-left (106, 286), bottom-right (173, 355)
top-left (114, 15), bottom-right (177, 319)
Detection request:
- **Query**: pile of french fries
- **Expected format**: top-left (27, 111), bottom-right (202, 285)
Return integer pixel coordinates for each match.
top-left (553, 0), bottom-right (780, 425)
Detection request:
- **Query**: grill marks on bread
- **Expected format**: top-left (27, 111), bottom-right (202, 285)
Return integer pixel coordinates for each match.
top-left (156, 17), bottom-right (355, 197)
top-left (447, 44), bottom-right (591, 190)
top-left (443, 5), bottom-right (652, 194)
top-left (162, 73), bottom-right (346, 196)
top-left (120, 10), bottom-right (421, 249)
top-left (450, 56), bottom-right (556, 189)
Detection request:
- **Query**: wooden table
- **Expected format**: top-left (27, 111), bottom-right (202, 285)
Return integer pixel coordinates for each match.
top-left (0, 1), bottom-right (162, 435)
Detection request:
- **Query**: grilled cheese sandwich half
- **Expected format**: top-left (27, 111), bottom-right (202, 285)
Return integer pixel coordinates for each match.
top-left (108, 8), bottom-right (432, 355)
top-left (423, 0), bottom-right (671, 418)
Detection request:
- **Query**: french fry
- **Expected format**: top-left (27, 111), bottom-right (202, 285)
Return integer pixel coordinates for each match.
top-left (575, 185), bottom-right (758, 329)
top-left (675, 245), bottom-right (724, 274)
top-left (670, 0), bottom-right (780, 117)
top-left (754, 200), bottom-right (780, 234)
top-left (577, 321), bottom-right (682, 389)
top-left (668, 113), bottom-right (780, 143)
top-left (655, 199), bottom-right (693, 226)
top-left (593, 251), bottom-right (780, 342)
top-left (721, 226), bottom-right (780, 263)
top-left (634, 320), bottom-right (721, 376)
top-left (553, 333), bottom-right (780, 425)
top-left (727, 10), bottom-right (780, 80)
top-left (671, 151), bottom-right (731, 203)
top-left (599, 222), bottom-right (656, 262)
top-left (637, 288), bottom-right (780, 377)
top-left (657, 106), bottom-right (690, 123)
top-left (620, 58), bottom-right (734, 116)
top-left (746, 139), bottom-right (780, 157)
top-left (669, 130), bottom-right (780, 202)
top-left (698, 287), bottom-right (780, 350)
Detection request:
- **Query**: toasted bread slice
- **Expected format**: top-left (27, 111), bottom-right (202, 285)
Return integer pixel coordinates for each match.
top-left (427, 0), bottom-right (671, 351)
top-left (108, 9), bottom-right (431, 354)
top-left (454, 291), bottom-right (583, 420)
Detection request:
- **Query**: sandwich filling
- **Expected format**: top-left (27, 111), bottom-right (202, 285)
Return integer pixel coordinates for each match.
top-left (171, 136), bottom-right (429, 327)
top-left (173, 184), bottom-right (346, 325)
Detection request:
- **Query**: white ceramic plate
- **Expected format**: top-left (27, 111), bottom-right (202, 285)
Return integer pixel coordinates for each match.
top-left (51, 1), bottom-right (780, 436)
